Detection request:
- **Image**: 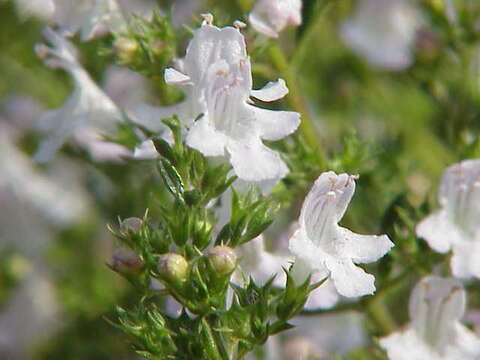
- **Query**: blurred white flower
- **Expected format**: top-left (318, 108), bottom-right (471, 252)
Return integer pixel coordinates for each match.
top-left (130, 17), bottom-right (300, 182)
top-left (380, 276), bottom-right (480, 360)
top-left (248, 0), bottom-right (302, 38)
top-left (2, 95), bottom-right (44, 134)
top-left (416, 159), bottom-right (480, 279)
top-left (340, 0), bottom-right (421, 70)
top-left (235, 235), bottom-right (291, 287)
top-left (103, 66), bottom-right (149, 109)
top-left (289, 171), bottom-right (394, 297)
top-left (132, 139), bottom-right (159, 159)
top-left (52, 0), bottom-right (127, 40)
top-left (290, 311), bottom-right (367, 357)
top-left (34, 28), bottom-right (128, 163)
top-left (0, 130), bottom-right (88, 226)
top-left (12, 0), bottom-right (54, 21)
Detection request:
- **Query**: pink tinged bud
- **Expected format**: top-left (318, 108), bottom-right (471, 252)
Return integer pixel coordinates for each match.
top-left (415, 28), bottom-right (442, 62)
top-left (158, 253), bottom-right (189, 284)
top-left (111, 248), bottom-right (143, 274)
top-left (152, 40), bottom-right (167, 54)
top-left (120, 217), bottom-right (143, 234)
top-left (207, 246), bottom-right (237, 275)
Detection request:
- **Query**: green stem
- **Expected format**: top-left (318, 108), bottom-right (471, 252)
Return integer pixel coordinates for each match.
top-left (364, 295), bottom-right (397, 335)
top-left (201, 320), bottom-right (223, 360)
top-left (203, 316), bottom-right (230, 360)
top-left (267, 43), bottom-right (319, 150)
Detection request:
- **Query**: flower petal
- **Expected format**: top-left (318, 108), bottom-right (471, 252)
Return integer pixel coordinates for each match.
top-left (416, 210), bottom-right (457, 253)
top-left (226, 138), bottom-right (289, 181)
top-left (449, 324), bottom-right (480, 359)
top-left (186, 116), bottom-right (227, 157)
top-left (184, 24), bottom-right (251, 92)
top-left (248, 11), bottom-right (279, 38)
top-left (380, 329), bottom-right (436, 360)
top-left (127, 103), bottom-right (186, 132)
top-left (439, 159), bottom-right (480, 236)
top-left (408, 276), bottom-right (465, 350)
top-left (325, 258), bottom-right (375, 297)
top-left (304, 278), bottom-right (340, 310)
top-left (164, 67), bottom-right (191, 85)
top-left (251, 105), bottom-right (300, 141)
top-left (133, 140), bottom-right (159, 159)
top-left (34, 111), bottom-right (84, 163)
top-left (339, 0), bottom-right (420, 71)
top-left (250, 79), bottom-right (288, 102)
top-left (451, 241), bottom-right (480, 279)
top-left (339, 228), bottom-right (394, 264)
top-left (300, 172), bottom-right (356, 244)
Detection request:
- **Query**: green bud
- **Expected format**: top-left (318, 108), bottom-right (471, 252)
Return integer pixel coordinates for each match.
top-left (425, 0), bottom-right (444, 12)
top-left (207, 246), bottom-right (237, 276)
top-left (120, 217), bottom-right (143, 234)
top-left (114, 38), bottom-right (138, 61)
top-left (158, 253), bottom-right (188, 286)
top-left (111, 248), bottom-right (143, 275)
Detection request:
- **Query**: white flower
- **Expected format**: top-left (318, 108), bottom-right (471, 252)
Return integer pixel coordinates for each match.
top-left (34, 28), bottom-right (126, 163)
top-left (340, 0), bottom-right (421, 70)
top-left (288, 171), bottom-right (394, 297)
top-left (248, 0), bottom-right (302, 38)
top-left (52, 0), bottom-right (127, 41)
top-left (130, 17), bottom-right (300, 182)
top-left (380, 276), bottom-right (480, 360)
top-left (416, 159), bottom-right (480, 279)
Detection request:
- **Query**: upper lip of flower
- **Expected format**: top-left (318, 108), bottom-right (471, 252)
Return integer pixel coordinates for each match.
top-left (380, 276), bottom-right (477, 358)
top-left (442, 162), bottom-right (480, 235)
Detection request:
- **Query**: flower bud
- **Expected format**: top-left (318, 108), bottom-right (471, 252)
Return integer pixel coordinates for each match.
top-left (111, 247), bottom-right (143, 275)
top-left (158, 253), bottom-right (188, 286)
top-left (207, 246), bottom-right (237, 276)
top-left (415, 28), bottom-right (442, 62)
top-left (152, 40), bottom-right (167, 55)
top-left (114, 38), bottom-right (138, 61)
top-left (120, 217), bottom-right (143, 234)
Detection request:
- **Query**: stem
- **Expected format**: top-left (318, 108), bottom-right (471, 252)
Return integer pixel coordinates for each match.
top-left (364, 294), bottom-right (397, 335)
top-left (267, 43), bottom-right (319, 149)
top-left (204, 316), bottom-right (230, 360)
